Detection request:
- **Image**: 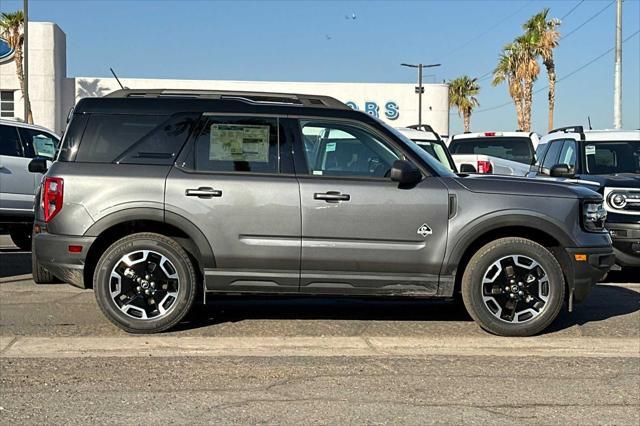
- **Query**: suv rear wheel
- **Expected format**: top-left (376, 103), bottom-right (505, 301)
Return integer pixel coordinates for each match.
top-left (93, 233), bottom-right (198, 333)
top-left (461, 237), bottom-right (565, 337)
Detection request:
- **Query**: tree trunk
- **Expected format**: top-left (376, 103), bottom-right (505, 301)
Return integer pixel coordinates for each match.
top-left (463, 109), bottom-right (471, 133)
top-left (12, 46), bottom-right (33, 124)
top-left (545, 58), bottom-right (556, 132)
top-left (509, 78), bottom-right (524, 131)
top-left (522, 78), bottom-right (533, 132)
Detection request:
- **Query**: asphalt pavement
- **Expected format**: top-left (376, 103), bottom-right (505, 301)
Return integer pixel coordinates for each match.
top-left (1, 234), bottom-right (639, 424)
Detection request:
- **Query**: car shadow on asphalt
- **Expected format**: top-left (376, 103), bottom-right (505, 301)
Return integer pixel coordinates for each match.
top-left (176, 281), bottom-right (639, 333)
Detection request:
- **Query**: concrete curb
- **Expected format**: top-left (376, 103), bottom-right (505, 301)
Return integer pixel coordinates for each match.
top-left (1, 336), bottom-right (638, 359)
top-left (0, 274), bottom-right (32, 284)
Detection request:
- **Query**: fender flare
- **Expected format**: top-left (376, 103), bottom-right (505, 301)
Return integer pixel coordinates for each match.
top-left (83, 207), bottom-right (216, 269)
top-left (443, 211), bottom-right (576, 276)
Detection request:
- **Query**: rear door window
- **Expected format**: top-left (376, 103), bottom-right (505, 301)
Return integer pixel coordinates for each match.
top-left (76, 114), bottom-right (167, 163)
top-left (0, 124), bottom-right (23, 157)
top-left (449, 137), bottom-right (534, 164)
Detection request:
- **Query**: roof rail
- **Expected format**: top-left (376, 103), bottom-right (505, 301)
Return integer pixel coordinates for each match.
top-left (549, 125), bottom-right (584, 135)
top-left (407, 124), bottom-right (436, 133)
top-left (104, 89), bottom-right (350, 109)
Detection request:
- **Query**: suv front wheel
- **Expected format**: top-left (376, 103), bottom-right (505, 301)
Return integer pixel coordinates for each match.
top-left (93, 233), bottom-right (198, 333)
top-left (462, 237), bottom-right (565, 337)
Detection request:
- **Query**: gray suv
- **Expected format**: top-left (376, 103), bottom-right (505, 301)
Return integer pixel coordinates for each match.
top-left (31, 90), bottom-right (614, 336)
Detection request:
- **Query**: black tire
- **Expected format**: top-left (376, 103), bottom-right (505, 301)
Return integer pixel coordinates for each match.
top-left (32, 231), bottom-right (60, 284)
top-left (461, 237), bottom-right (565, 337)
top-left (93, 232), bottom-right (198, 334)
top-left (9, 225), bottom-right (32, 251)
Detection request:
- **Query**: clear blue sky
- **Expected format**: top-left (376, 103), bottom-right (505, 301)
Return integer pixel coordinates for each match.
top-left (2, 0), bottom-right (639, 134)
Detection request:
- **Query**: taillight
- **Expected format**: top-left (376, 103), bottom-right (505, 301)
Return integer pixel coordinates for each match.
top-left (484, 132), bottom-right (496, 137)
top-left (477, 160), bottom-right (493, 174)
top-left (41, 177), bottom-right (64, 222)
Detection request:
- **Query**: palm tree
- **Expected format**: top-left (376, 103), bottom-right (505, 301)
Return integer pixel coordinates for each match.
top-left (448, 76), bottom-right (480, 133)
top-left (0, 11), bottom-right (32, 123)
top-left (493, 44), bottom-right (525, 130)
top-left (524, 9), bottom-right (561, 131)
top-left (513, 33), bottom-right (540, 132)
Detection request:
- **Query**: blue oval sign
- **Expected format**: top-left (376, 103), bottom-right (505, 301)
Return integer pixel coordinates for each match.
top-left (0, 37), bottom-right (14, 61)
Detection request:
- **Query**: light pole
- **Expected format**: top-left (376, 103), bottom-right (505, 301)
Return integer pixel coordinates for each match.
top-left (401, 63), bottom-right (441, 127)
top-left (613, 0), bottom-right (622, 129)
top-left (24, 0), bottom-right (29, 123)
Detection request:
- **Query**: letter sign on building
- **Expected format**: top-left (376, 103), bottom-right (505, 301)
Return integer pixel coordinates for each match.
top-left (346, 100), bottom-right (399, 121)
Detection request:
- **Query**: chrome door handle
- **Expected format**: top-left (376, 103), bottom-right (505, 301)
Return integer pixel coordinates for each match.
top-left (185, 187), bottom-right (222, 198)
top-left (314, 191), bottom-right (350, 202)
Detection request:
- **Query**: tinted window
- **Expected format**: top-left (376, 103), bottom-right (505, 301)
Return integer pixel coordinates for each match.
top-left (116, 113), bottom-right (199, 165)
top-left (301, 121), bottom-right (402, 178)
top-left (541, 140), bottom-right (563, 172)
top-left (585, 141), bottom-right (640, 174)
top-left (193, 116), bottom-right (279, 173)
top-left (76, 114), bottom-right (166, 163)
top-left (0, 124), bottom-right (22, 157)
top-left (17, 127), bottom-right (59, 159)
top-left (558, 140), bottom-right (577, 168)
top-left (449, 137), bottom-right (534, 164)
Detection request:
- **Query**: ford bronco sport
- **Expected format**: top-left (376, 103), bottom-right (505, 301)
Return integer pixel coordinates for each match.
top-left (30, 90), bottom-right (614, 336)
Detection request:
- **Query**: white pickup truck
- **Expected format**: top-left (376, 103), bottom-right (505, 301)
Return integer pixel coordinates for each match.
top-left (448, 131), bottom-right (539, 176)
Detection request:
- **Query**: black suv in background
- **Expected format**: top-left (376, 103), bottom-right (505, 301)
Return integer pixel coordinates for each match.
top-left (30, 90), bottom-right (613, 335)
top-left (528, 126), bottom-right (640, 268)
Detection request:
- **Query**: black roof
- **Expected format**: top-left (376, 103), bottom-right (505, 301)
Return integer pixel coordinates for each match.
top-left (74, 89), bottom-right (361, 118)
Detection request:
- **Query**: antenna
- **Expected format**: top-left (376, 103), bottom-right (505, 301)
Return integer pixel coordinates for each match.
top-left (588, 116), bottom-right (593, 130)
top-left (110, 67), bottom-right (127, 90)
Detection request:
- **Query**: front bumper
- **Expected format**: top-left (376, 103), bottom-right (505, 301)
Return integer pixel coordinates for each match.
top-left (33, 229), bottom-right (95, 288)
top-left (564, 246), bottom-right (615, 304)
top-left (607, 222), bottom-right (640, 267)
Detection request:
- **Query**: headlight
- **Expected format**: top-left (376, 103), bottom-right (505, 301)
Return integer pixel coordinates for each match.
top-left (582, 200), bottom-right (607, 232)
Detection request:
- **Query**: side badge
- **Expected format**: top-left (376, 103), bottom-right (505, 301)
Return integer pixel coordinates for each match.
top-left (417, 223), bottom-right (433, 238)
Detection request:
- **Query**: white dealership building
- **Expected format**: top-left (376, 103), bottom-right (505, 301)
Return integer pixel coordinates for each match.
top-left (0, 22), bottom-right (449, 136)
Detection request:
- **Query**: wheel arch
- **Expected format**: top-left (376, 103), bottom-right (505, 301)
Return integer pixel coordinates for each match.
top-left (442, 213), bottom-right (574, 297)
top-left (82, 208), bottom-right (215, 289)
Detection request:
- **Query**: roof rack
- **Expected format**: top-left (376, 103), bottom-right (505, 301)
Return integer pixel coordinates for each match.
top-left (104, 89), bottom-right (350, 109)
top-left (549, 125), bottom-right (584, 135)
top-left (406, 124), bottom-right (436, 133)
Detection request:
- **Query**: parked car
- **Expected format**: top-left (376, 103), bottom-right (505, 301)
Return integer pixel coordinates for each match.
top-left (527, 126), bottom-right (639, 268)
top-left (448, 131), bottom-right (539, 176)
top-left (0, 119), bottom-right (60, 249)
top-left (397, 125), bottom-right (456, 172)
top-left (30, 89), bottom-right (613, 336)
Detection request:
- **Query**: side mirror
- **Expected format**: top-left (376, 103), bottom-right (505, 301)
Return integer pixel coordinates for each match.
top-left (28, 157), bottom-right (48, 174)
top-left (459, 164), bottom-right (477, 173)
top-left (390, 160), bottom-right (422, 186)
top-left (550, 163), bottom-right (575, 178)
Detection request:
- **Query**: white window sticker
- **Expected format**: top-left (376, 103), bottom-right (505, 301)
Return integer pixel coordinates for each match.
top-left (585, 145), bottom-right (596, 155)
top-left (326, 142), bottom-right (336, 152)
top-left (209, 124), bottom-right (270, 163)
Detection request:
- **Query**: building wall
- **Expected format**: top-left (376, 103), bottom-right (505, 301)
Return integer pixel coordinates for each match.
top-left (0, 22), bottom-right (66, 134)
top-left (73, 77), bottom-right (450, 134)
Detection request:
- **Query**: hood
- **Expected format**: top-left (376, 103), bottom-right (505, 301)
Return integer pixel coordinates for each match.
top-left (576, 173), bottom-right (640, 189)
top-left (454, 174), bottom-right (601, 199)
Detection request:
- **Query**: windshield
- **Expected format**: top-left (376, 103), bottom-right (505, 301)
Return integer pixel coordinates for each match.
top-left (376, 119), bottom-right (456, 177)
top-left (449, 137), bottom-right (534, 165)
top-left (584, 140), bottom-right (640, 174)
top-left (412, 139), bottom-right (454, 172)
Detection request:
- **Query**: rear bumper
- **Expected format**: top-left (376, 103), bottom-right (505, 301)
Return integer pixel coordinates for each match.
top-left (33, 230), bottom-right (94, 288)
top-left (607, 223), bottom-right (640, 267)
top-left (565, 246), bottom-right (615, 303)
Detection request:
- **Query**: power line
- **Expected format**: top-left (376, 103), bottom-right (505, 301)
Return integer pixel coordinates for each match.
top-left (560, 0), bottom-right (585, 20)
top-left (474, 29), bottom-right (640, 114)
top-left (561, 0), bottom-right (615, 40)
top-left (436, 0), bottom-right (533, 62)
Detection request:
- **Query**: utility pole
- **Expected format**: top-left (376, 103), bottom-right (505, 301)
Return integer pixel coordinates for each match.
top-left (23, 0), bottom-right (30, 123)
top-left (401, 63), bottom-right (441, 127)
top-left (613, 0), bottom-right (622, 129)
